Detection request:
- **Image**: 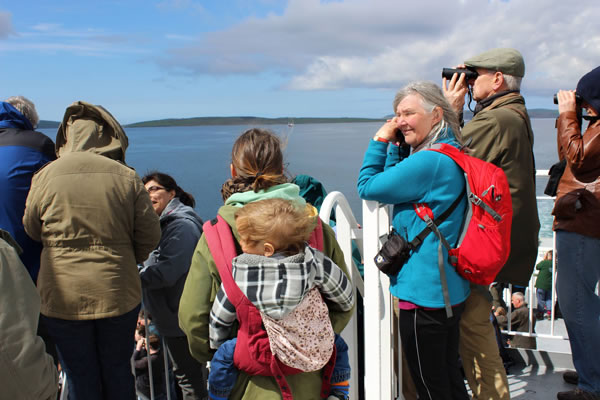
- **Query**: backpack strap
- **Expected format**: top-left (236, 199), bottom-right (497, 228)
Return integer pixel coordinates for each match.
top-left (202, 216), bottom-right (244, 305)
top-left (308, 217), bottom-right (324, 252)
top-left (410, 195), bottom-right (462, 250)
top-left (411, 195), bottom-right (462, 319)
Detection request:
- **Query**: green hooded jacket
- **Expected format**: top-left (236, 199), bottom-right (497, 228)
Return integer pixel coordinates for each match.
top-left (462, 92), bottom-right (540, 286)
top-left (179, 186), bottom-right (354, 400)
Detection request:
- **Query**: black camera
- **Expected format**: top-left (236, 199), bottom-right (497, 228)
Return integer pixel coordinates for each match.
top-left (553, 93), bottom-right (582, 105)
top-left (442, 68), bottom-right (478, 81)
top-left (373, 229), bottom-right (412, 277)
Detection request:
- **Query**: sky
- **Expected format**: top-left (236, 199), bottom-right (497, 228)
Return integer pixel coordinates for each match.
top-left (1, 0), bottom-right (599, 124)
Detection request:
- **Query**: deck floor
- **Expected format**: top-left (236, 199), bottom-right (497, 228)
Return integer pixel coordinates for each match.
top-left (470, 318), bottom-right (575, 400)
top-left (506, 365), bottom-right (574, 399)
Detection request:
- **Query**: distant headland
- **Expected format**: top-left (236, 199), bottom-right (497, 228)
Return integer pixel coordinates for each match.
top-left (125, 116), bottom-right (384, 128)
top-left (37, 109), bottom-right (558, 129)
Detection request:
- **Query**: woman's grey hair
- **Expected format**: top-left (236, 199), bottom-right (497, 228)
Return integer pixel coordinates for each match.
top-left (5, 96), bottom-right (39, 129)
top-left (502, 74), bottom-right (522, 91)
top-left (393, 81), bottom-right (462, 151)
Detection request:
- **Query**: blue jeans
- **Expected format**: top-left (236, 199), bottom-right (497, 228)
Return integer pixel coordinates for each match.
top-left (556, 230), bottom-right (600, 394)
top-left (536, 289), bottom-right (552, 314)
top-left (42, 305), bottom-right (141, 400)
top-left (208, 334), bottom-right (351, 399)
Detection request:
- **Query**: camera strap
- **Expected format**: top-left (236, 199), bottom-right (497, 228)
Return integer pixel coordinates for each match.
top-left (409, 194), bottom-right (463, 250)
top-left (411, 194), bottom-right (463, 318)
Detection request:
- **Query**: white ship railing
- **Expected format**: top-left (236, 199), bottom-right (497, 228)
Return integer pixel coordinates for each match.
top-left (67, 176), bottom-right (578, 400)
top-left (354, 169), bottom-right (572, 399)
top-left (320, 191), bottom-right (364, 400)
top-left (361, 200), bottom-right (401, 399)
top-left (502, 170), bottom-right (565, 342)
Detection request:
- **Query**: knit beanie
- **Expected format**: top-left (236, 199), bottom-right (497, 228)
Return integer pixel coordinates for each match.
top-left (576, 66), bottom-right (600, 114)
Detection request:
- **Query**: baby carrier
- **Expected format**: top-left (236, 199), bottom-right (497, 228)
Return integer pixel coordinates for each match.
top-left (203, 215), bottom-right (336, 400)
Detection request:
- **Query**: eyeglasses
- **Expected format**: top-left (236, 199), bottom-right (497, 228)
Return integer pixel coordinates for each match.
top-left (146, 185), bottom-right (166, 193)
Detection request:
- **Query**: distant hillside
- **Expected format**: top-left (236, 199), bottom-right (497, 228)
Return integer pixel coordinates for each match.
top-left (386, 108), bottom-right (558, 120)
top-left (126, 116), bottom-right (384, 128)
top-left (37, 120), bottom-right (60, 129)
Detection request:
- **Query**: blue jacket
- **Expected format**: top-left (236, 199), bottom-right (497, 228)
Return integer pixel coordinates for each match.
top-left (140, 197), bottom-right (203, 337)
top-left (357, 131), bottom-right (470, 308)
top-left (0, 102), bottom-right (56, 282)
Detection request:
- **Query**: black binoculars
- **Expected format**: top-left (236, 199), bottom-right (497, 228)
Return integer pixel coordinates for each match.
top-left (553, 93), bottom-right (582, 105)
top-left (441, 68), bottom-right (478, 81)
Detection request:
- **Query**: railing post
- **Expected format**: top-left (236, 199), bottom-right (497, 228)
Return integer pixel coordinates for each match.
top-left (362, 200), bottom-right (398, 400)
top-left (320, 191), bottom-right (364, 400)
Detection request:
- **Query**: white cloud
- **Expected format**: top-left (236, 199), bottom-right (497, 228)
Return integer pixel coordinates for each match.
top-left (1, 21), bottom-right (147, 57)
top-left (158, 0), bottom-right (600, 96)
top-left (31, 23), bottom-right (62, 32)
top-left (157, 0), bottom-right (205, 13)
top-left (0, 11), bottom-right (14, 39)
top-left (165, 33), bottom-right (196, 41)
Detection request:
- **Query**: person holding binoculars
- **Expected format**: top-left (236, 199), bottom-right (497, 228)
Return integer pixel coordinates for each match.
top-left (442, 48), bottom-right (540, 400)
top-left (553, 66), bottom-right (600, 400)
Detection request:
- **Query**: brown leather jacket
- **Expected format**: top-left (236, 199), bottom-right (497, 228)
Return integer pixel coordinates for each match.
top-left (552, 111), bottom-right (600, 238)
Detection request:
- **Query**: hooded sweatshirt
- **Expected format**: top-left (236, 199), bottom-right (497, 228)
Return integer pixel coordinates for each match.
top-left (141, 197), bottom-right (203, 337)
top-left (23, 101), bottom-right (160, 320)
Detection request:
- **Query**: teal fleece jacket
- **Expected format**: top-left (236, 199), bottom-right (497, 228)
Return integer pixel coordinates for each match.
top-left (357, 133), bottom-right (470, 308)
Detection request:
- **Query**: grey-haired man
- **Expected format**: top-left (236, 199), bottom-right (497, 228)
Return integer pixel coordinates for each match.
top-left (443, 48), bottom-right (540, 400)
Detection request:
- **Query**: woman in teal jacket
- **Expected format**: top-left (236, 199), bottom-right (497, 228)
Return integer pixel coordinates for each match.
top-left (357, 81), bottom-right (470, 400)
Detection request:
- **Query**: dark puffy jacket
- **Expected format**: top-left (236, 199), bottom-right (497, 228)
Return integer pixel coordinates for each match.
top-left (141, 197), bottom-right (203, 337)
top-left (0, 102), bottom-right (56, 281)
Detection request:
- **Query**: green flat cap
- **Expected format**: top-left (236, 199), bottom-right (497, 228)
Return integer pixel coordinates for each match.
top-left (464, 48), bottom-right (525, 77)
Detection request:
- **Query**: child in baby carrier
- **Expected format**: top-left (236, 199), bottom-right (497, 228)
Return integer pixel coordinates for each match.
top-left (207, 198), bottom-right (354, 400)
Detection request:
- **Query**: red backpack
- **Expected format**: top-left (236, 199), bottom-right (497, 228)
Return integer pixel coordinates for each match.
top-left (203, 215), bottom-right (335, 400)
top-left (416, 143), bottom-right (513, 286)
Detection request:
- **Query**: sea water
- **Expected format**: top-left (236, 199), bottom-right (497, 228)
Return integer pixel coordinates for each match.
top-left (40, 118), bottom-right (557, 239)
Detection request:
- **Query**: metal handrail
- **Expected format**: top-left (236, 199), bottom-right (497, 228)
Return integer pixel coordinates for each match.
top-left (319, 191), bottom-right (366, 400)
top-left (501, 170), bottom-right (567, 342)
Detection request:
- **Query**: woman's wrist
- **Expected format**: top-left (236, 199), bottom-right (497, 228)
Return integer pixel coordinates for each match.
top-left (373, 135), bottom-right (390, 144)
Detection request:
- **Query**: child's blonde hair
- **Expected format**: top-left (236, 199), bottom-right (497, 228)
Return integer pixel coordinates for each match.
top-left (235, 198), bottom-right (314, 255)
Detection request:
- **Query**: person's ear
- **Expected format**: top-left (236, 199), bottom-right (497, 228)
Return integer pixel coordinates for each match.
top-left (230, 163), bottom-right (237, 178)
top-left (263, 242), bottom-right (275, 257)
top-left (492, 71), bottom-right (504, 91)
top-left (432, 106), bottom-right (443, 126)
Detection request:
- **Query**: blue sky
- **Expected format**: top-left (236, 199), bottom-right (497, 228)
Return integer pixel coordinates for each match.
top-left (1, 0), bottom-right (599, 124)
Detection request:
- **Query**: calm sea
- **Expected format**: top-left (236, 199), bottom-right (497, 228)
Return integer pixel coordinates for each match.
top-left (40, 119), bottom-right (557, 239)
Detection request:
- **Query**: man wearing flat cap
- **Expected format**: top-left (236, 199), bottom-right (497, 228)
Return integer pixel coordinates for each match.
top-left (443, 48), bottom-right (540, 400)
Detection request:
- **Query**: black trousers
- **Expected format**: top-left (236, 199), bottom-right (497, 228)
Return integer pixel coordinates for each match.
top-left (399, 303), bottom-right (469, 400)
top-left (165, 335), bottom-right (208, 400)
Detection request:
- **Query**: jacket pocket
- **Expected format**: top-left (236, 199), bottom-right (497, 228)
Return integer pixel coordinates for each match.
top-left (553, 189), bottom-right (600, 220)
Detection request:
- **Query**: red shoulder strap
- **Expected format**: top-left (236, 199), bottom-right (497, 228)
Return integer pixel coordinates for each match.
top-left (308, 217), bottom-right (324, 252)
top-left (202, 215), bottom-right (244, 305)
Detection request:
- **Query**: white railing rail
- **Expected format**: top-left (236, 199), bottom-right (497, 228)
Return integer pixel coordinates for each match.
top-left (131, 174), bottom-right (570, 400)
top-left (361, 201), bottom-right (401, 400)
top-left (501, 169), bottom-right (566, 341)
top-left (320, 191), bottom-right (365, 400)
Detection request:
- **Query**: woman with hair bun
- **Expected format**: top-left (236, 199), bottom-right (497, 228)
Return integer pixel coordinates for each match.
top-left (140, 171), bottom-right (208, 400)
top-left (179, 128), bottom-right (354, 400)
